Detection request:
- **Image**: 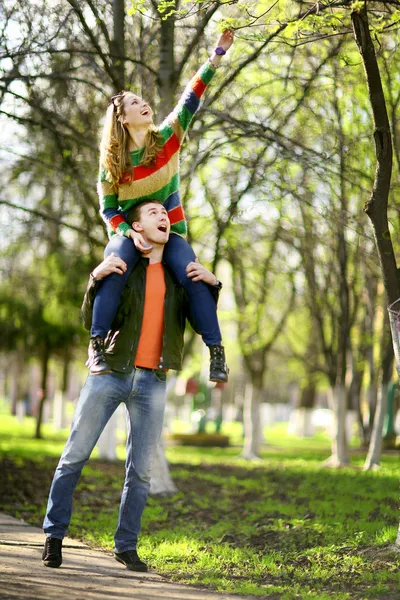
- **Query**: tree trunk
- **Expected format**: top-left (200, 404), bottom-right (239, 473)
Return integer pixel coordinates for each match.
top-left (364, 311), bottom-right (394, 469)
top-left (241, 383), bottom-right (262, 460)
top-left (97, 409), bottom-right (119, 460)
top-left (157, 4), bottom-right (177, 121)
top-left (150, 437), bottom-right (177, 496)
top-left (364, 383), bottom-right (388, 471)
top-left (347, 357), bottom-right (366, 446)
top-left (35, 345), bottom-right (50, 439)
top-left (54, 351), bottom-right (70, 430)
top-left (289, 381), bottom-right (316, 437)
top-left (367, 379), bottom-right (378, 442)
top-left (351, 9), bottom-right (397, 305)
top-left (383, 381), bottom-right (398, 447)
top-left (111, 0), bottom-right (125, 90)
top-left (351, 7), bottom-right (399, 544)
top-left (149, 375), bottom-right (177, 495)
top-left (325, 385), bottom-right (349, 467)
top-left (363, 271), bottom-right (379, 444)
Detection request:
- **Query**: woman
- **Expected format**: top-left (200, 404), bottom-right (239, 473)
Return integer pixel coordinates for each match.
top-left (89, 30), bottom-right (234, 382)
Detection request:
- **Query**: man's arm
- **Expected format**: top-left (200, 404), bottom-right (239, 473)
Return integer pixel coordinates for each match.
top-left (81, 254), bottom-right (127, 330)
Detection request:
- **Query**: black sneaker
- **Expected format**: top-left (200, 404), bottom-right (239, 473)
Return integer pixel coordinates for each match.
top-left (209, 345), bottom-right (229, 383)
top-left (114, 549), bottom-right (148, 572)
top-left (87, 336), bottom-right (112, 375)
top-left (42, 536), bottom-right (62, 568)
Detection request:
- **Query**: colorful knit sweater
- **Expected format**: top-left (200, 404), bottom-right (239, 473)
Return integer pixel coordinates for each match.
top-left (99, 61), bottom-right (217, 238)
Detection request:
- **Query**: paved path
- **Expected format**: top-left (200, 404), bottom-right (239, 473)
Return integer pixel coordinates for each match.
top-left (0, 514), bottom-right (251, 600)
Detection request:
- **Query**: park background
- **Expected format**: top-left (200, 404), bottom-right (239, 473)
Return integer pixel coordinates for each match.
top-left (1, 1), bottom-right (400, 598)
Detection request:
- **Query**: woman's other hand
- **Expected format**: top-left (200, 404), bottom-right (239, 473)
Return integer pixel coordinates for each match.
top-left (126, 229), bottom-right (153, 253)
top-left (92, 253), bottom-right (127, 280)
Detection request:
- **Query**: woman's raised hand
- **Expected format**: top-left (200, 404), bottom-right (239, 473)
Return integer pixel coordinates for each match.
top-left (216, 29), bottom-right (235, 52)
top-left (126, 229), bottom-right (153, 254)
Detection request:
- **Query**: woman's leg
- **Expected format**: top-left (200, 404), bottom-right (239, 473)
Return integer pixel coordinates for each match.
top-left (163, 234), bottom-right (228, 382)
top-left (89, 236), bottom-right (140, 374)
top-left (91, 236), bottom-right (140, 338)
top-left (163, 233), bottom-right (221, 345)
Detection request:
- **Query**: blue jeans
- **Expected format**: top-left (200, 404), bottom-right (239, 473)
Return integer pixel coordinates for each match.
top-left (91, 233), bottom-right (222, 346)
top-left (43, 369), bottom-right (166, 552)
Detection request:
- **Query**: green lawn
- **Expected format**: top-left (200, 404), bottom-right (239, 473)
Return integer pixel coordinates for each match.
top-left (1, 411), bottom-right (399, 599)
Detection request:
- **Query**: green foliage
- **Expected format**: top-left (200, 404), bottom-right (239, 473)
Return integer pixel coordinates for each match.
top-left (0, 245), bottom-right (88, 358)
top-left (351, 1), bottom-right (364, 12)
top-left (127, 0), bottom-right (146, 16)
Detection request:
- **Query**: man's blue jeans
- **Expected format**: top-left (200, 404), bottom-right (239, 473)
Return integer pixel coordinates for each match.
top-left (43, 368), bottom-right (166, 552)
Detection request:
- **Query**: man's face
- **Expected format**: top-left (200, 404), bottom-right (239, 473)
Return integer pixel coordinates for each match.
top-left (134, 203), bottom-right (170, 245)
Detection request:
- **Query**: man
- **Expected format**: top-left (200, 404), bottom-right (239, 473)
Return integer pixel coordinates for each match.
top-left (42, 200), bottom-right (223, 572)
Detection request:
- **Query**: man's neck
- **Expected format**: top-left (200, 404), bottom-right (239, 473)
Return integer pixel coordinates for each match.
top-left (146, 244), bottom-right (164, 264)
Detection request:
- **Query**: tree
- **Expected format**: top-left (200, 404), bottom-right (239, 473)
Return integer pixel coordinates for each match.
top-left (226, 215), bottom-right (296, 459)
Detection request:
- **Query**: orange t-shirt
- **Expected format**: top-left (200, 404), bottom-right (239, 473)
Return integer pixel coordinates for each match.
top-left (135, 262), bottom-right (166, 369)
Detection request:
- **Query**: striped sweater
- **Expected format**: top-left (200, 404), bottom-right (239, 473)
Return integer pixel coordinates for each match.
top-left (99, 61), bottom-right (217, 238)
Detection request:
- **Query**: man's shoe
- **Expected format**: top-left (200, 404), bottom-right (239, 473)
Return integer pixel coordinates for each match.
top-left (209, 345), bottom-right (229, 383)
top-left (114, 549), bottom-right (148, 572)
top-left (87, 336), bottom-right (112, 375)
top-left (42, 537), bottom-right (62, 568)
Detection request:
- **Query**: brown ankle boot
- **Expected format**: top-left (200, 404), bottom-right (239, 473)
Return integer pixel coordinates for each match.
top-left (209, 345), bottom-right (229, 383)
top-left (87, 336), bottom-right (112, 375)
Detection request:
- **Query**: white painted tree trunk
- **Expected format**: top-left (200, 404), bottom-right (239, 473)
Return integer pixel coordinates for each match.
top-left (149, 375), bottom-right (178, 495)
top-left (97, 410), bottom-right (118, 461)
top-left (241, 383), bottom-right (262, 460)
top-left (364, 383), bottom-right (388, 470)
top-left (150, 436), bottom-right (177, 496)
top-left (288, 408), bottom-right (315, 437)
top-left (16, 400), bottom-right (26, 423)
top-left (325, 385), bottom-right (349, 467)
top-left (367, 381), bottom-right (378, 437)
top-left (53, 390), bottom-right (67, 430)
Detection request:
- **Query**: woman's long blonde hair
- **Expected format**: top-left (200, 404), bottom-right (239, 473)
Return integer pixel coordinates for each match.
top-left (99, 91), bottom-right (164, 187)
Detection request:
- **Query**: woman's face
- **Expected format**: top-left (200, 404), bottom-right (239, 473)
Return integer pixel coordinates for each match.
top-left (122, 93), bottom-right (153, 128)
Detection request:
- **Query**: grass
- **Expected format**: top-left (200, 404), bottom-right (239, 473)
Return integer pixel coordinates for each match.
top-left (1, 410), bottom-right (400, 599)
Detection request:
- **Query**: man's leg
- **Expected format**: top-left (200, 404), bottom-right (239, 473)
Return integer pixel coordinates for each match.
top-left (114, 369), bottom-right (166, 567)
top-left (43, 372), bottom-right (132, 541)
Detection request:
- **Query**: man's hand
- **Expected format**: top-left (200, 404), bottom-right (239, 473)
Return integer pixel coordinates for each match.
top-left (92, 253), bottom-right (127, 280)
top-left (125, 229), bottom-right (153, 253)
top-left (186, 258), bottom-right (218, 286)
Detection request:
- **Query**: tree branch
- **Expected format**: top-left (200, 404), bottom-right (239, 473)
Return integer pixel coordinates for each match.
top-left (0, 200), bottom-right (102, 246)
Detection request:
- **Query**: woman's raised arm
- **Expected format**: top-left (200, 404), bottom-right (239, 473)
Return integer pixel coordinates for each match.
top-left (159, 29), bottom-right (235, 145)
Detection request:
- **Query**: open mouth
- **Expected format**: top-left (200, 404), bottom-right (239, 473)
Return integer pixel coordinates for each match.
top-left (158, 225), bottom-right (167, 233)
top-left (141, 109), bottom-right (150, 116)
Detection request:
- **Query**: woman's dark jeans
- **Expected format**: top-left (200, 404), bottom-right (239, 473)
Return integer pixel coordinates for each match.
top-left (91, 233), bottom-right (222, 346)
